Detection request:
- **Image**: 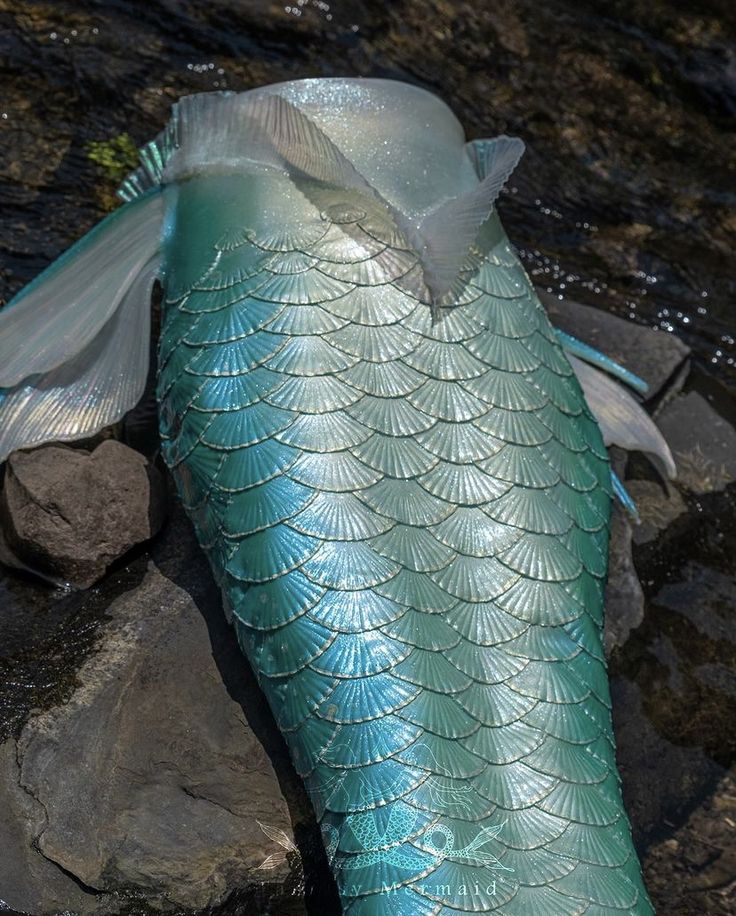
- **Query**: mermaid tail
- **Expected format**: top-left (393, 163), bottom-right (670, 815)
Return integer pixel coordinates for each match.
top-left (0, 79), bottom-right (668, 914)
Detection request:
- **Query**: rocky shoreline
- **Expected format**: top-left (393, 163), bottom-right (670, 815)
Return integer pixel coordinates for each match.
top-left (2, 0), bottom-right (735, 909)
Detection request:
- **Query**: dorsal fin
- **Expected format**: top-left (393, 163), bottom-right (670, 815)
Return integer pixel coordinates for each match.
top-left (138, 91), bottom-right (525, 307)
top-left (243, 93), bottom-right (381, 197)
top-left (418, 136), bottom-right (525, 303)
top-left (160, 92), bottom-right (386, 202)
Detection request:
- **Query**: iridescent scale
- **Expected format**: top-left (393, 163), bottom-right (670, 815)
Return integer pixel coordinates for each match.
top-left (158, 185), bottom-right (653, 915)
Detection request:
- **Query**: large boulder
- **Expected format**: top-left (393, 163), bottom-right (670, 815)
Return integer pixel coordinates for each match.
top-left (0, 558), bottom-right (303, 915)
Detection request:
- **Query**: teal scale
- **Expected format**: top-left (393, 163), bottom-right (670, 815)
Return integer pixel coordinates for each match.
top-left (0, 79), bottom-right (676, 914)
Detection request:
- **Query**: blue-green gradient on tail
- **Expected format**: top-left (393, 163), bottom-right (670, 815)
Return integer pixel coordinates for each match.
top-left (0, 79), bottom-right (667, 914)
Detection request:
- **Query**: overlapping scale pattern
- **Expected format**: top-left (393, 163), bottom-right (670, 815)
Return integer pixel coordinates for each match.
top-left (158, 186), bottom-right (653, 914)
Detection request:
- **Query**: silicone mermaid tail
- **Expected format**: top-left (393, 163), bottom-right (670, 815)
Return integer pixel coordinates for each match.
top-left (0, 79), bottom-right (674, 914)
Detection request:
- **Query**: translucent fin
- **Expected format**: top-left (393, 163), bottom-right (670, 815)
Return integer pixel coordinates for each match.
top-left (556, 329), bottom-right (649, 395)
top-left (568, 354), bottom-right (676, 480)
top-left (0, 191), bottom-right (164, 387)
top-left (163, 91), bottom-right (382, 202)
top-left (0, 253), bottom-right (160, 460)
top-left (161, 92), bottom-right (524, 307)
top-left (416, 136), bottom-right (525, 303)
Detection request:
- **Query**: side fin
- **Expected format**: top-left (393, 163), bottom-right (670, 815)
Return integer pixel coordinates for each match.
top-left (418, 136), bottom-right (525, 303)
top-left (0, 191), bottom-right (164, 388)
top-left (0, 192), bottom-right (164, 461)
top-left (556, 329), bottom-right (649, 396)
top-left (117, 119), bottom-right (179, 203)
top-left (611, 471), bottom-right (640, 521)
top-left (568, 354), bottom-right (676, 481)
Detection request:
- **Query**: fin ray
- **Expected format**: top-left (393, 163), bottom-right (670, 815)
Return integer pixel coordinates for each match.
top-left (0, 253), bottom-right (160, 460)
top-left (417, 136), bottom-right (525, 303)
top-left (0, 192), bottom-right (163, 388)
top-left (568, 355), bottom-right (676, 479)
top-left (557, 329), bottom-right (649, 395)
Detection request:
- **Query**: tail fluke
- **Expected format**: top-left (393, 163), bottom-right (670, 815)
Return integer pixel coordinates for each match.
top-left (157, 92), bottom-right (525, 310)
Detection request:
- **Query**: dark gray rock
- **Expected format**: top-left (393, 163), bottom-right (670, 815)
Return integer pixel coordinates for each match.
top-left (627, 480), bottom-right (687, 546)
top-left (0, 561), bottom-right (300, 915)
top-left (655, 564), bottom-right (736, 644)
top-left (604, 505), bottom-right (645, 654)
top-left (694, 662), bottom-right (736, 701)
top-left (0, 440), bottom-right (166, 588)
top-left (538, 291), bottom-right (691, 401)
top-left (0, 739), bottom-right (97, 915)
top-left (611, 676), bottom-right (723, 848)
top-left (655, 391), bottom-right (736, 494)
top-left (643, 769), bottom-right (736, 914)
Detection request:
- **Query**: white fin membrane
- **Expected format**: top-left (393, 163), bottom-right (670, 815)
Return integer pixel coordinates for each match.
top-left (0, 191), bottom-right (164, 388)
top-left (163, 92), bottom-right (380, 199)
top-left (162, 93), bottom-right (524, 307)
top-left (0, 254), bottom-right (160, 461)
top-left (0, 193), bottom-right (163, 461)
top-left (569, 354), bottom-right (676, 480)
top-left (418, 136), bottom-right (525, 302)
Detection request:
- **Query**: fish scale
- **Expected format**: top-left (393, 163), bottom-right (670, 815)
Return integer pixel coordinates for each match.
top-left (0, 80), bottom-right (666, 915)
top-left (154, 172), bottom-right (653, 914)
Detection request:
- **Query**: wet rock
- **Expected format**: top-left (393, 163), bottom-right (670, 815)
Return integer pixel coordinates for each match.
top-left (643, 767), bottom-right (736, 913)
top-left (604, 505), bottom-right (645, 654)
top-left (611, 677), bottom-right (723, 847)
top-left (655, 564), bottom-right (736, 645)
top-left (656, 391), bottom-right (736, 494)
top-left (0, 561), bottom-right (300, 915)
top-left (695, 662), bottom-right (736, 701)
top-left (0, 440), bottom-right (166, 588)
top-left (0, 740), bottom-right (97, 915)
top-left (627, 480), bottom-right (687, 546)
top-left (537, 291), bottom-right (691, 401)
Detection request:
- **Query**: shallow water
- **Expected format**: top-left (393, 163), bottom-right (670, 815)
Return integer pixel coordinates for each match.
top-left (0, 1), bottom-right (735, 914)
